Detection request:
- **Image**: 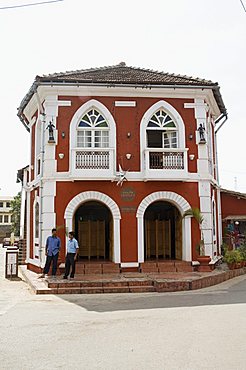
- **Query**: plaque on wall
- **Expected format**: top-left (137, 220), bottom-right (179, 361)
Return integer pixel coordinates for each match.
top-left (120, 187), bottom-right (136, 202)
top-left (120, 206), bottom-right (137, 213)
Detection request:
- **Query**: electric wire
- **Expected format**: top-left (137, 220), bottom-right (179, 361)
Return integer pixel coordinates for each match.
top-left (240, 0), bottom-right (246, 12)
top-left (0, 0), bottom-right (64, 10)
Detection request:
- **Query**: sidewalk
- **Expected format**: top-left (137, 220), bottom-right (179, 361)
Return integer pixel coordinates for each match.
top-left (20, 263), bottom-right (246, 295)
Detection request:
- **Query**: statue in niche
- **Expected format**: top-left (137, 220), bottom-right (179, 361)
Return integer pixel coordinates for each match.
top-left (198, 123), bottom-right (206, 143)
top-left (46, 121), bottom-right (55, 142)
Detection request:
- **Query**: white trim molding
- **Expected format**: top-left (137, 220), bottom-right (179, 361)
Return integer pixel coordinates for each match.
top-left (115, 101), bottom-right (136, 107)
top-left (120, 262), bottom-right (139, 268)
top-left (136, 191), bottom-right (191, 263)
top-left (140, 100), bottom-right (187, 178)
top-left (64, 191), bottom-right (121, 263)
top-left (69, 99), bottom-right (117, 178)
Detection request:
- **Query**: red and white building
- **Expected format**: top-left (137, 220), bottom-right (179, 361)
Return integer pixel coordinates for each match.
top-left (17, 63), bottom-right (227, 272)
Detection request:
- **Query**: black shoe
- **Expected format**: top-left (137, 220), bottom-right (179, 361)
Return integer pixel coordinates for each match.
top-left (63, 276), bottom-right (68, 280)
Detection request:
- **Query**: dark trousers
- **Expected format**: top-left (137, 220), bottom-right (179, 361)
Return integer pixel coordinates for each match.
top-left (43, 253), bottom-right (59, 276)
top-left (64, 253), bottom-right (76, 278)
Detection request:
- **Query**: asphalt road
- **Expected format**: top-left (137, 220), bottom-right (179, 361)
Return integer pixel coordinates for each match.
top-left (1, 247), bottom-right (246, 370)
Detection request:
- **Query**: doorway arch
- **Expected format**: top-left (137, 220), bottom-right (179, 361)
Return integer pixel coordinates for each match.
top-left (137, 191), bottom-right (192, 262)
top-left (144, 201), bottom-right (182, 260)
top-left (75, 201), bottom-right (112, 260)
top-left (64, 191), bottom-right (121, 263)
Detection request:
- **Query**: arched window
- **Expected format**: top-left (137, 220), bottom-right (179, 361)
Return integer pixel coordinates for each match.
top-left (35, 202), bottom-right (39, 239)
top-left (35, 120), bottom-right (42, 176)
top-left (147, 109), bottom-right (178, 149)
top-left (77, 109), bottom-right (109, 148)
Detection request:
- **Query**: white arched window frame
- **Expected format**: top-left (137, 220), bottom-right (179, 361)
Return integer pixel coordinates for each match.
top-left (140, 100), bottom-right (187, 176)
top-left (70, 100), bottom-right (116, 178)
top-left (77, 108), bottom-right (109, 148)
top-left (146, 109), bottom-right (179, 149)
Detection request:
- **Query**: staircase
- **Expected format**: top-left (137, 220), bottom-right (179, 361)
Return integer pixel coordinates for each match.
top-left (59, 261), bottom-right (121, 275)
top-left (46, 277), bottom-right (155, 294)
top-left (140, 261), bottom-right (194, 273)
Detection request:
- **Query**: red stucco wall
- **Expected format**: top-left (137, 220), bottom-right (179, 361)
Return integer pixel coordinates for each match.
top-left (55, 96), bottom-right (198, 173)
top-left (221, 192), bottom-right (246, 219)
top-left (55, 180), bottom-right (200, 262)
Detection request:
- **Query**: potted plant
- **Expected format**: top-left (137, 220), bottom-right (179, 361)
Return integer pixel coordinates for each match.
top-left (237, 244), bottom-right (246, 267)
top-left (183, 207), bottom-right (211, 271)
top-left (223, 249), bottom-right (243, 270)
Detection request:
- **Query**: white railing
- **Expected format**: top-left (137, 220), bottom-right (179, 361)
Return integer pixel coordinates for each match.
top-left (144, 148), bottom-right (188, 178)
top-left (71, 148), bottom-right (115, 178)
top-left (75, 150), bottom-right (110, 169)
top-left (149, 151), bottom-right (184, 169)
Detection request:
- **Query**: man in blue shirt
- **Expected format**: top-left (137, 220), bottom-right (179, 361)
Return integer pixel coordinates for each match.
top-left (39, 228), bottom-right (61, 278)
top-left (63, 231), bottom-right (79, 279)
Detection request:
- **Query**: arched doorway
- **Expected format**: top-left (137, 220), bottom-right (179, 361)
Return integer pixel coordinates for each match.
top-left (75, 201), bottom-right (113, 261)
top-left (144, 201), bottom-right (182, 260)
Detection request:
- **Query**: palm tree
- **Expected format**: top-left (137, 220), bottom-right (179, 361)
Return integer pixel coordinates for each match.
top-left (183, 207), bottom-right (205, 255)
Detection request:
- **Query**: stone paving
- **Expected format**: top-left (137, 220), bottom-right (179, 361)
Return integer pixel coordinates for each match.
top-left (19, 264), bottom-right (246, 295)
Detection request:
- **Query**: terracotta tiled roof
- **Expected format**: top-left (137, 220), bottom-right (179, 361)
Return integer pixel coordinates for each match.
top-left (17, 63), bottom-right (227, 128)
top-left (220, 188), bottom-right (246, 199)
top-left (39, 62), bottom-right (216, 86)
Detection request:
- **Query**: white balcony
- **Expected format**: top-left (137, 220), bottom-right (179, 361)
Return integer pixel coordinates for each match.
top-left (143, 148), bottom-right (188, 180)
top-left (71, 148), bottom-right (115, 179)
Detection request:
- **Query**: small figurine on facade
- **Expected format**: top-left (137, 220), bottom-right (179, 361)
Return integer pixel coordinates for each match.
top-left (198, 123), bottom-right (206, 143)
top-left (46, 121), bottom-right (55, 142)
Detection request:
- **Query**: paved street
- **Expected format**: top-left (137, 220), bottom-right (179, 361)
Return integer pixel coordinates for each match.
top-left (1, 247), bottom-right (246, 370)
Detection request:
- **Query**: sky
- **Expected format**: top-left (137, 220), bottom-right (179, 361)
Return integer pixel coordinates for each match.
top-left (0, 0), bottom-right (245, 196)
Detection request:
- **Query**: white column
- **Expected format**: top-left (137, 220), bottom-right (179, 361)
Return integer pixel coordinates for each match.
top-left (113, 219), bottom-right (121, 263)
top-left (40, 181), bottom-right (56, 267)
top-left (183, 216), bottom-right (192, 261)
top-left (26, 191), bottom-right (30, 263)
top-left (137, 216), bottom-right (144, 263)
top-left (199, 181), bottom-right (213, 258)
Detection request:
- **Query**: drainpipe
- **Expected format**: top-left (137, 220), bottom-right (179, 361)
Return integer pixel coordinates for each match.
top-left (214, 112), bottom-right (228, 255)
top-left (214, 113), bottom-right (228, 182)
top-left (35, 90), bottom-right (45, 267)
top-left (215, 113), bottom-right (228, 134)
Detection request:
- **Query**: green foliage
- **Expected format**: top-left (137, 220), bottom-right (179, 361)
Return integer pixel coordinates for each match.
top-left (221, 243), bottom-right (229, 256)
top-left (183, 207), bottom-right (205, 255)
top-left (223, 249), bottom-right (243, 264)
top-left (11, 192), bottom-right (21, 236)
top-left (238, 244), bottom-right (246, 260)
top-left (183, 207), bottom-right (204, 225)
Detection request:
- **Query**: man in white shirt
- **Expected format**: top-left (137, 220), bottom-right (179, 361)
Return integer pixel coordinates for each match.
top-left (63, 231), bottom-right (79, 279)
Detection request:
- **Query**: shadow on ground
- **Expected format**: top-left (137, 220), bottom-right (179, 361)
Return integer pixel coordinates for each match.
top-left (56, 276), bottom-right (246, 312)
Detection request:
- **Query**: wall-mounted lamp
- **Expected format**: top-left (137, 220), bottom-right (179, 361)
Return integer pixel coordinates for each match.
top-left (58, 153), bottom-right (65, 159)
top-left (126, 153), bottom-right (132, 160)
top-left (189, 133), bottom-right (193, 140)
top-left (127, 132), bottom-right (131, 138)
top-left (61, 132), bottom-right (66, 139)
top-left (189, 154), bottom-right (195, 161)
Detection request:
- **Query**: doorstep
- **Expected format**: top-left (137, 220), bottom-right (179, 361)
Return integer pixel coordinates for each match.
top-left (19, 265), bottom-right (246, 295)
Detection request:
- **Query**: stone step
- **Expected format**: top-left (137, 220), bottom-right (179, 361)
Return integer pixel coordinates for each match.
top-left (158, 265), bottom-right (177, 272)
top-left (129, 286), bottom-right (155, 293)
top-left (140, 266), bottom-right (159, 273)
top-left (55, 285), bottom-right (157, 294)
top-left (47, 278), bottom-right (155, 293)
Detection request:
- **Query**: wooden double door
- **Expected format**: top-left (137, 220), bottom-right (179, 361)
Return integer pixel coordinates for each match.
top-left (78, 220), bottom-right (106, 260)
top-left (144, 201), bottom-right (182, 260)
top-left (75, 201), bottom-right (112, 260)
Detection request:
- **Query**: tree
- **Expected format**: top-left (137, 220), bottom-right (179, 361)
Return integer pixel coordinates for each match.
top-left (11, 192), bottom-right (21, 236)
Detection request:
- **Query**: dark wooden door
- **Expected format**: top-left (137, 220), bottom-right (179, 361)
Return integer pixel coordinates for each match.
top-left (78, 220), bottom-right (105, 260)
top-left (145, 219), bottom-right (171, 259)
